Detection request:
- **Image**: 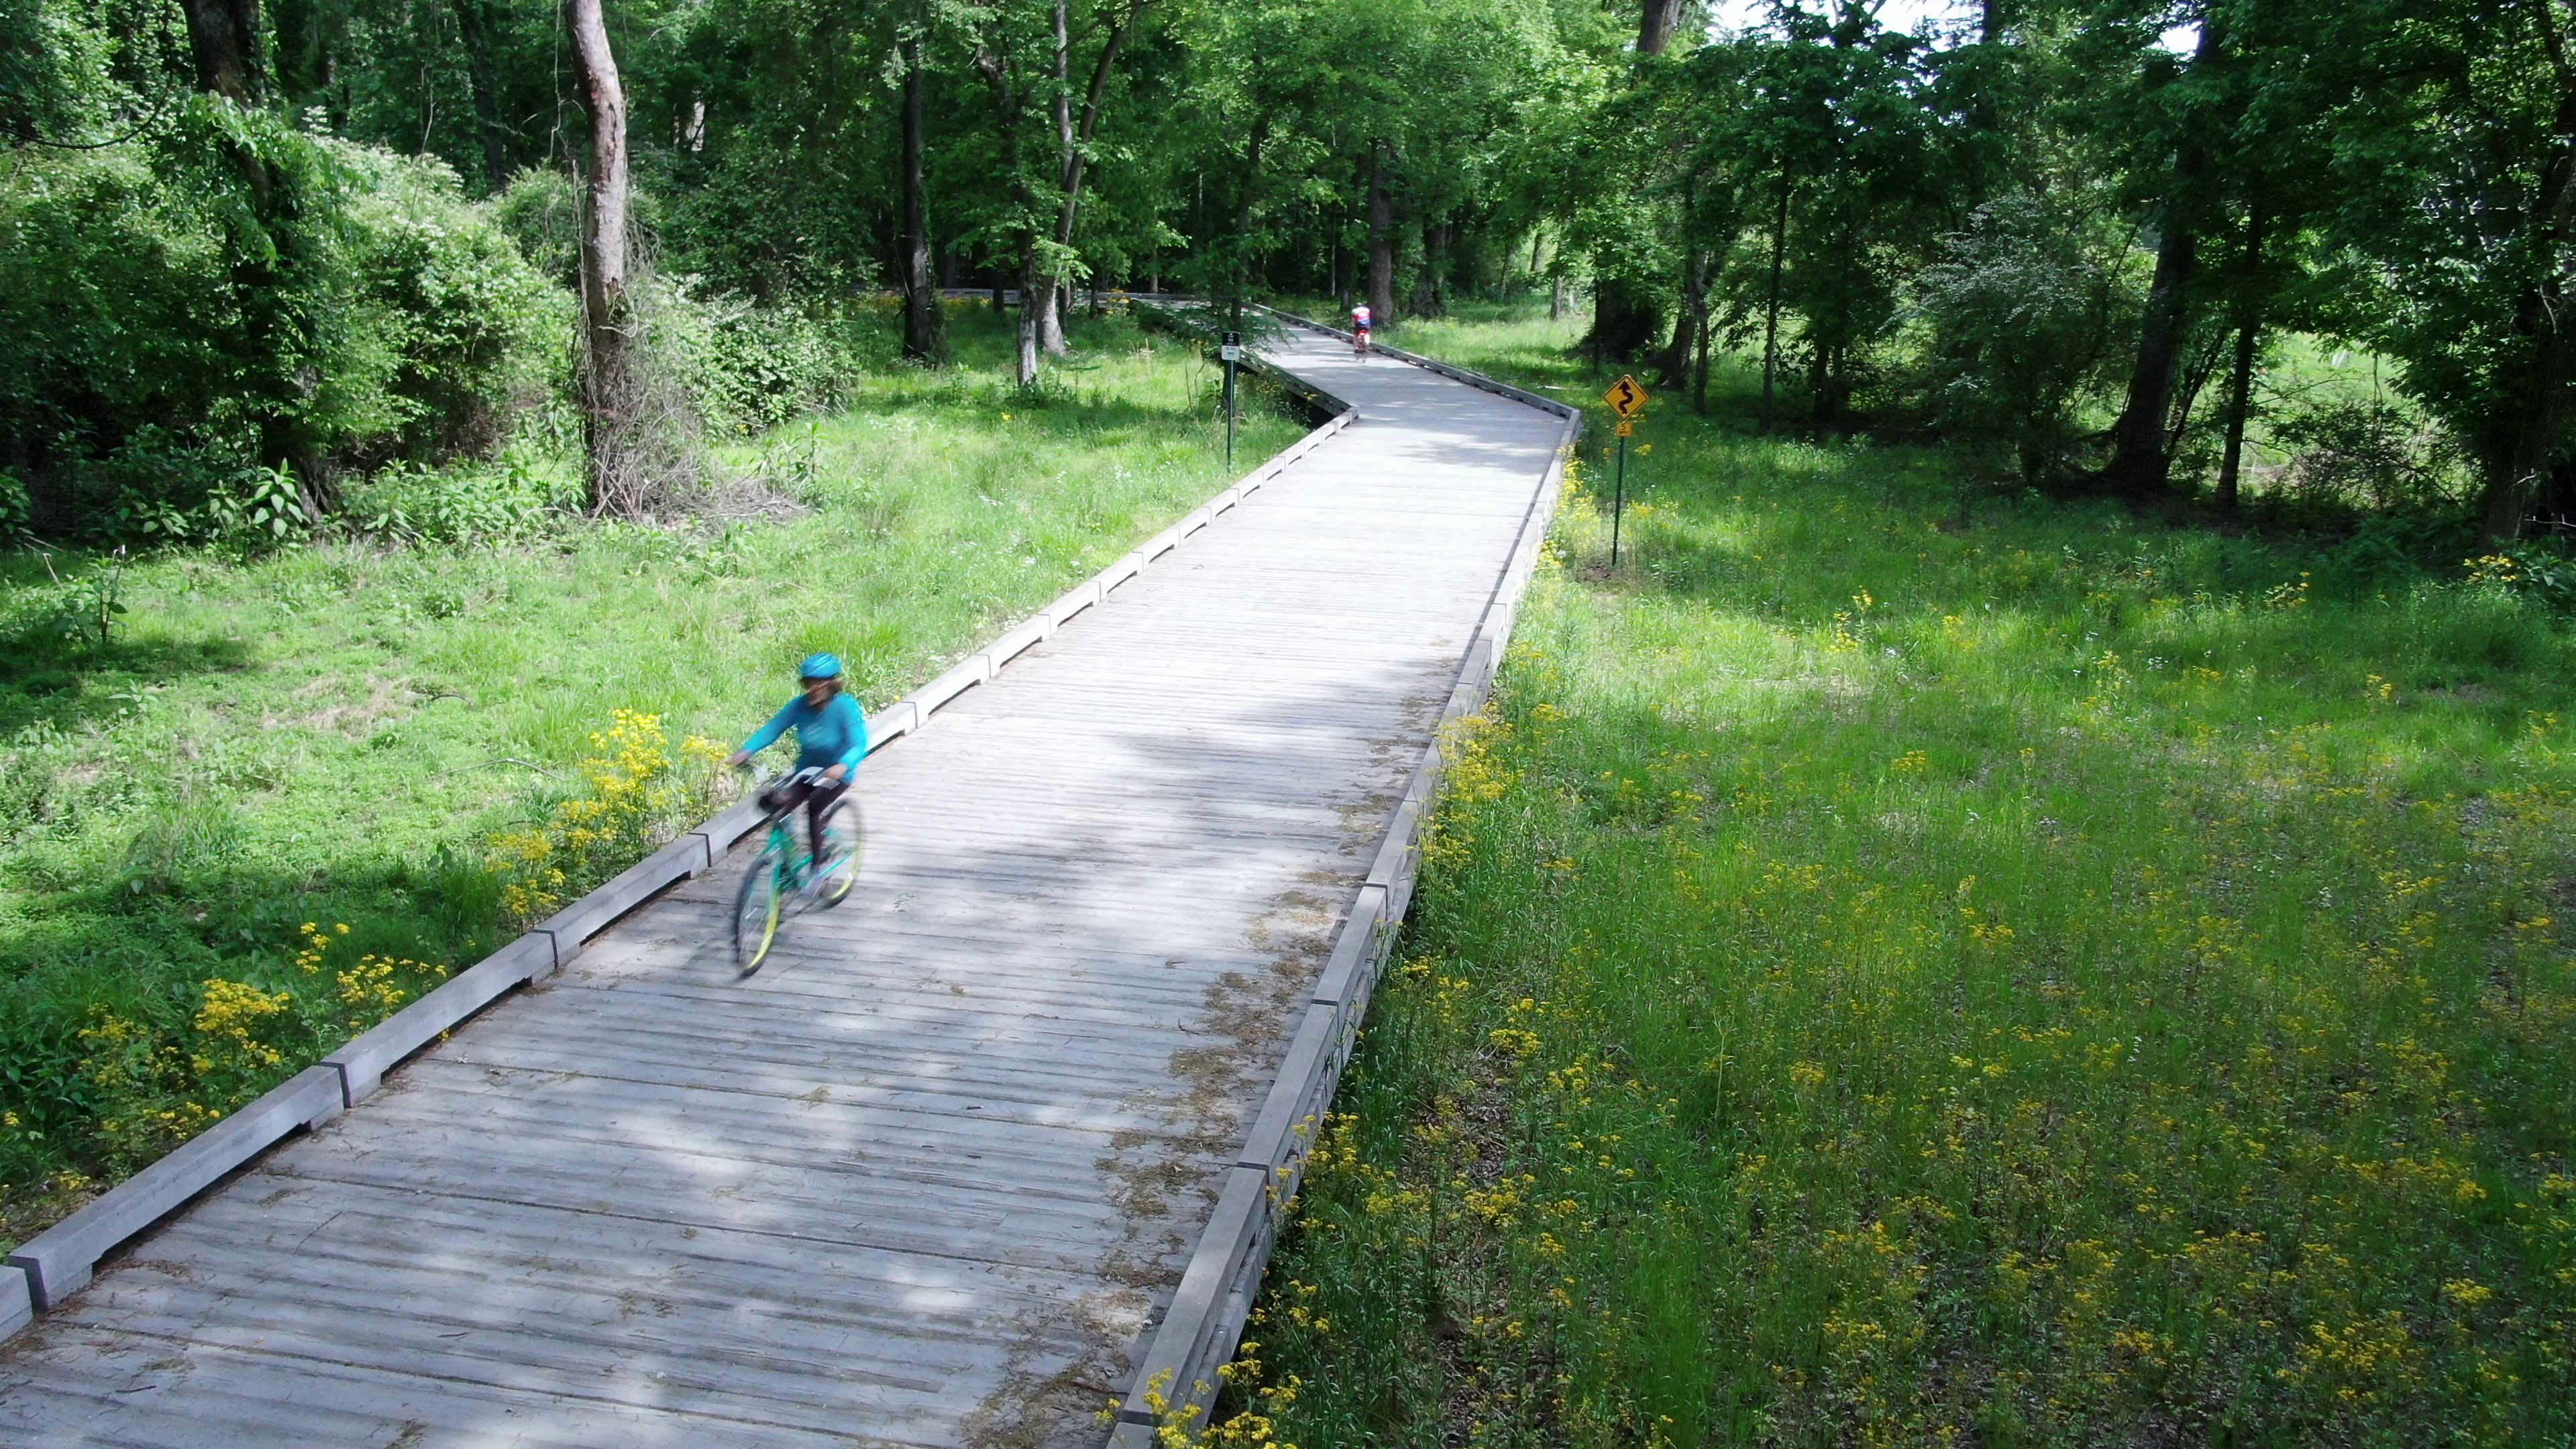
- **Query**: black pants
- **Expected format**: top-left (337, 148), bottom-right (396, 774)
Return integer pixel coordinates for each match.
top-left (759, 771), bottom-right (848, 859)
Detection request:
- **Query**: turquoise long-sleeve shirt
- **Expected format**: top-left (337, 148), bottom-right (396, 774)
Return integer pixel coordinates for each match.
top-left (739, 692), bottom-right (869, 775)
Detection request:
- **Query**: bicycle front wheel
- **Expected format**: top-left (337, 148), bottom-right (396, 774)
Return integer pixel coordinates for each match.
top-left (814, 799), bottom-right (863, 907)
top-left (734, 848), bottom-right (784, 975)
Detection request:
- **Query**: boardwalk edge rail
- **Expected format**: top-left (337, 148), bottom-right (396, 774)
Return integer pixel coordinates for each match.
top-left (1, 385), bottom-right (1361, 1336)
top-left (1110, 319), bottom-right (1582, 1444)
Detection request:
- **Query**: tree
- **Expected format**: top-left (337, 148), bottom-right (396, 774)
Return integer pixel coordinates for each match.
top-left (2304, 0), bottom-right (2576, 538)
top-left (972, 1), bottom-right (1053, 386)
top-left (2101, 19), bottom-right (2223, 496)
top-left (1918, 189), bottom-right (2136, 495)
top-left (899, 24), bottom-right (948, 364)
top-left (566, 0), bottom-right (639, 513)
top-left (1040, 0), bottom-right (1144, 354)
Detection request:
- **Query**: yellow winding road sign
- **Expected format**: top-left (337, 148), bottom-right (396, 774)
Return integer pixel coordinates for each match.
top-left (1604, 374), bottom-right (1648, 419)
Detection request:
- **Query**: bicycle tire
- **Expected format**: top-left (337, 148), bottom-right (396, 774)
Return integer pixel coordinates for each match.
top-left (734, 847), bottom-right (784, 975)
top-left (814, 799), bottom-right (863, 907)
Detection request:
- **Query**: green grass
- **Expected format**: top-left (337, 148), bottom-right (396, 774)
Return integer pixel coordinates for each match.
top-left (1228, 314), bottom-right (2576, 1446)
top-left (0, 302), bottom-right (1300, 1248)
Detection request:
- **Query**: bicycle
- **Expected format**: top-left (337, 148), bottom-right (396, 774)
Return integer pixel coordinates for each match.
top-left (733, 766), bottom-right (864, 975)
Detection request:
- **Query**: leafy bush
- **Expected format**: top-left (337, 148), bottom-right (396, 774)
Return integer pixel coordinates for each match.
top-left (0, 123), bottom-right (562, 543)
top-left (642, 282), bottom-right (876, 438)
top-left (0, 470), bottom-right (32, 546)
top-left (2272, 394), bottom-right (2477, 512)
top-left (56, 925), bottom-right (448, 1177)
top-left (337, 444), bottom-right (579, 547)
top-left (487, 710), bottom-right (730, 924)
top-left (330, 147), bottom-right (569, 464)
top-left (1914, 192), bottom-right (2139, 491)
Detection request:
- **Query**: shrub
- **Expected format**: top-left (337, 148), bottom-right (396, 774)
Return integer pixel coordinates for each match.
top-left (1914, 191), bottom-right (2139, 492)
top-left (337, 444), bottom-right (580, 547)
top-left (63, 925), bottom-right (449, 1177)
top-left (329, 146), bottom-right (568, 466)
top-left (0, 124), bottom-right (562, 542)
top-left (488, 710), bottom-right (729, 924)
top-left (2273, 394), bottom-right (2477, 512)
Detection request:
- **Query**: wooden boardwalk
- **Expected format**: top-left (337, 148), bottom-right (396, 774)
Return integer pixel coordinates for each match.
top-left (0, 329), bottom-right (1568, 1447)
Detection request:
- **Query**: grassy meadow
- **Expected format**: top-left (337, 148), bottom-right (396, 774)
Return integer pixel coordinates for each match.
top-left (1224, 312), bottom-right (2576, 1445)
top-left (0, 302), bottom-right (1297, 1247)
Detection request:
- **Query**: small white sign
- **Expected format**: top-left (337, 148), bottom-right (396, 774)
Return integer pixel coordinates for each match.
top-left (1220, 345), bottom-right (1244, 362)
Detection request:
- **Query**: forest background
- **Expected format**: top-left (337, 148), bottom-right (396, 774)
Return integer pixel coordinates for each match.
top-left (8, 0), bottom-right (2576, 1434)
top-left (16, 0), bottom-right (2576, 540)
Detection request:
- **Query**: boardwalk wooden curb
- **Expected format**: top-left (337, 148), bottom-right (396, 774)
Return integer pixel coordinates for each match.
top-left (0, 388), bottom-right (1360, 1346)
top-left (1110, 328), bottom-right (1580, 1444)
top-left (0, 1264), bottom-right (28, 1337)
top-left (5, 1065), bottom-right (343, 1310)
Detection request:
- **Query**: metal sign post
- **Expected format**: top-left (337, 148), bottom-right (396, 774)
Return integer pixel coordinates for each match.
top-left (1602, 376), bottom-right (1648, 568)
top-left (1220, 333), bottom-right (1243, 468)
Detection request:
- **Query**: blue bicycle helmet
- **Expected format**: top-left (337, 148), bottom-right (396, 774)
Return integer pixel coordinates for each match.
top-left (798, 652), bottom-right (843, 682)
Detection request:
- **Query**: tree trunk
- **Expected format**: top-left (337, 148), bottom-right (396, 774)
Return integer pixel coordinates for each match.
top-left (1040, 0), bottom-right (1076, 358)
top-left (973, 36), bottom-right (1044, 386)
top-left (451, 0), bottom-right (508, 189)
top-left (1694, 291), bottom-right (1712, 414)
top-left (1366, 144), bottom-right (1396, 321)
top-left (1760, 168), bottom-right (1789, 433)
top-left (899, 34), bottom-right (947, 364)
top-left (2214, 209), bottom-right (2265, 511)
top-left (2216, 318), bottom-right (2259, 511)
top-left (1041, 0), bottom-right (1136, 360)
top-left (1660, 247), bottom-right (1707, 390)
top-left (2479, 0), bottom-right (2576, 539)
top-left (2104, 25), bottom-right (2219, 496)
top-left (1427, 219), bottom-right (1448, 315)
top-left (1638, 0), bottom-right (1683, 55)
top-left (1581, 0), bottom-right (1680, 361)
top-left (178, 0), bottom-right (264, 106)
top-left (1234, 118), bottom-right (1269, 315)
top-left (2104, 178), bottom-right (2202, 494)
top-left (1585, 280), bottom-right (1660, 362)
top-left (1040, 285), bottom-right (1067, 354)
top-left (1016, 247), bottom-right (1044, 385)
top-left (270, 0), bottom-right (330, 103)
top-left (566, 0), bottom-right (637, 513)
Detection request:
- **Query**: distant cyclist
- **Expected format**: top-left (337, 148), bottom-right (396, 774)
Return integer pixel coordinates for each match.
top-left (727, 653), bottom-right (868, 858)
top-left (1350, 302), bottom-right (1373, 358)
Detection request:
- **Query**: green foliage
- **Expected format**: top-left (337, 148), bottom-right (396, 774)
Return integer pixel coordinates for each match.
top-left (337, 446), bottom-right (578, 547)
top-left (2271, 394), bottom-right (2479, 515)
top-left (663, 292), bottom-right (884, 439)
top-left (0, 121), bottom-right (558, 543)
top-left (1915, 191), bottom-right (2139, 492)
top-left (0, 471), bottom-right (32, 547)
top-left (330, 147), bottom-right (564, 460)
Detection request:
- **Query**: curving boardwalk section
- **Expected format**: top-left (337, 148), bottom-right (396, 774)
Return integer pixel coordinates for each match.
top-left (0, 329), bottom-right (1567, 1447)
